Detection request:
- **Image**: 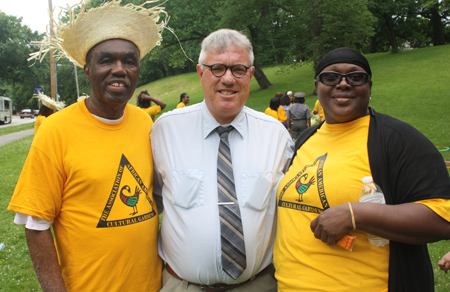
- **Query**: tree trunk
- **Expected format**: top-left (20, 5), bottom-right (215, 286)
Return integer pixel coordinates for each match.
top-left (370, 35), bottom-right (378, 54)
top-left (430, 3), bottom-right (446, 46)
top-left (309, 0), bottom-right (324, 71)
top-left (248, 26), bottom-right (272, 90)
top-left (382, 14), bottom-right (398, 53)
top-left (252, 60), bottom-right (272, 90)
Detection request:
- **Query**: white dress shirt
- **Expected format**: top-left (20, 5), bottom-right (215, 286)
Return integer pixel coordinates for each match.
top-left (151, 101), bottom-right (294, 285)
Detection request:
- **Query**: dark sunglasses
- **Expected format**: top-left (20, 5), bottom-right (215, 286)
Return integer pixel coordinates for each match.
top-left (202, 63), bottom-right (251, 78)
top-left (317, 71), bottom-right (370, 86)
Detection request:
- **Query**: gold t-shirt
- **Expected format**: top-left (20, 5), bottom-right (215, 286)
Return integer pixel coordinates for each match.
top-left (274, 115), bottom-right (450, 291)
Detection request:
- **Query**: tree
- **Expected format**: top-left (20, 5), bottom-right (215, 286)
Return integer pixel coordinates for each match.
top-left (0, 12), bottom-right (51, 110)
top-left (420, 0), bottom-right (449, 46)
top-left (292, 0), bottom-right (375, 69)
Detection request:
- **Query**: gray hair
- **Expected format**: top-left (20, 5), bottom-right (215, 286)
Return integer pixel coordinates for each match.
top-left (198, 29), bottom-right (254, 67)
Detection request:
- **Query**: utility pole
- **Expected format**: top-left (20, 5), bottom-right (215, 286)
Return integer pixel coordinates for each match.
top-left (48, 0), bottom-right (57, 101)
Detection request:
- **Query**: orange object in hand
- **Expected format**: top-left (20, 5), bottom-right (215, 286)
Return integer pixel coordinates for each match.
top-left (336, 234), bottom-right (356, 251)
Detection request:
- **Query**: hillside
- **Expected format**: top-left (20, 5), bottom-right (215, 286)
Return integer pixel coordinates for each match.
top-left (133, 45), bottom-right (450, 150)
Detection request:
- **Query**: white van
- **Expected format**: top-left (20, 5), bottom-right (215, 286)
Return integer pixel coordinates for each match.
top-left (0, 96), bottom-right (12, 125)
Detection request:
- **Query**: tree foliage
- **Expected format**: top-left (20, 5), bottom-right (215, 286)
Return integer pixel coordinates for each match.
top-left (0, 12), bottom-right (51, 110)
top-left (1, 0), bottom-right (449, 107)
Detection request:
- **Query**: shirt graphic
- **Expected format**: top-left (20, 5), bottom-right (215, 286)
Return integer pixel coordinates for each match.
top-left (97, 154), bottom-right (156, 228)
top-left (278, 153), bottom-right (328, 214)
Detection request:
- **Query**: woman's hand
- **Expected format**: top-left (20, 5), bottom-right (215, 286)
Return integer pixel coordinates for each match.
top-left (310, 203), bottom-right (353, 245)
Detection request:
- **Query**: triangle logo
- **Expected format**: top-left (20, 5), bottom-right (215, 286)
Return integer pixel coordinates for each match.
top-left (97, 154), bottom-right (156, 228)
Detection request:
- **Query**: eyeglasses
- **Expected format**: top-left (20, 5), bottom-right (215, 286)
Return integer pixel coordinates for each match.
top-left (202, 63), bottom-right (251, 78)
top-left (317, 71), bottom-right (370, 86)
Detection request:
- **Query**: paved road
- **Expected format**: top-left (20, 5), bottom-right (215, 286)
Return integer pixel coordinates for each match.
top-left (0, 115), bottom-right (35, 147)
top-left (1, 115), bottom-right (36, 128)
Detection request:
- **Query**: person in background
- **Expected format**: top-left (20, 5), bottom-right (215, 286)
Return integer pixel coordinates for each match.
top-left (152, 28), bottom-right (294, 292)
top-left (176, 92), bottom-right (190, 108)
top-left (34, 92), bottom-right (65, 134)
top-left (286, 91), bottom-right (310, 140)
top-left (286, 91), bottom-right (294, 104)
top-left (274, 47), bottom-right (450, 292)
top-left (264, 97), bottom-right (280, 121)
top-left (137, 90), bottom-right (166, 122)
top-left (439, 251), bottom-right (450, 273)
top-left (278, 94), bottom-right (290, 128)
top-left (7, 1), bottom-right (167, 291)
top-left (313, 99), bottom-right (325, 123)
top-left (275, 92), bottom-right (284, 99)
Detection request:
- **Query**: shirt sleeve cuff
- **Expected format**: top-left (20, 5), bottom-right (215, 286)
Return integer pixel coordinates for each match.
top-left (14, 213), bottom-right (53, 230)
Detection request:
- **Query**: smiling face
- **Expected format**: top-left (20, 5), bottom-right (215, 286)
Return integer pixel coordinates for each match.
top-left (196, 45), bottom-right (254, 125)
top-left (84, 39), bottom-right (140, 118)
top-left (315, 63), bottom-right (372, 124)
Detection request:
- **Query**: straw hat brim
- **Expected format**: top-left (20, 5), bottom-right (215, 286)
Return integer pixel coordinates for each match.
top-left (29, 0), bottom-right (167, 68)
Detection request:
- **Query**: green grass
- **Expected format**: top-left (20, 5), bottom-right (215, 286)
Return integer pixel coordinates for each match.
top-left (0, 123), bottom-right (34, 137)
top-left (1, 45), bottom-right (450, 291)
top-left (0, 136), bottom-right (41, 291)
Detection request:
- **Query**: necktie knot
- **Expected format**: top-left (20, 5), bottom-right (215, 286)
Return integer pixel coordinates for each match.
top-left (217, 126), bottom-right (233, 139)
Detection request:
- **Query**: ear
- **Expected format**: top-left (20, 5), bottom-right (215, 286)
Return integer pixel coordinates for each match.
top-left (84, 64), bottom-right (91, 83)
top-left (196, 64), bottom-right (204, 82)
top-left (248, 66), bottom-right (255, 79)
top-left (314, 80), bottom-right (319, 91)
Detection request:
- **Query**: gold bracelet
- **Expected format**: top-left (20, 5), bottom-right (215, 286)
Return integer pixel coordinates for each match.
top-left (348, 202), bottom-right (356, 230)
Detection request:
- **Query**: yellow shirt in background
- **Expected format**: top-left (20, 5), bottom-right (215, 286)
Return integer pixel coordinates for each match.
top-left (314, 100), bottom-right (325, 122)
top-left (34, 115), bottom-right (46, 134)
top-left (278, 105), bottom-right (288, 123)
top-left (264, 107), bottom-right (278, 120)
top-left (142, 105), bottom-right (161, 122)
top-left (176, 102), bottom-right (186, 109)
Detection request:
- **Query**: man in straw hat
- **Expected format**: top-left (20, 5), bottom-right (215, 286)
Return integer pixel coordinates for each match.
top-left (8, 1), bottom-right (167, 291)
top-left (151, 29), bottom-right (294, 292)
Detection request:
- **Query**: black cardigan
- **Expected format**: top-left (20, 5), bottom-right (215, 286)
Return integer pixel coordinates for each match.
top-left (292, 108), bottom-right (450, 292)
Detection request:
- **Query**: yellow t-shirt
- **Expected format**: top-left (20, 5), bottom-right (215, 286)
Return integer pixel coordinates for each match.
top-left (274, 116), bottom-right (450, 292)
top-left (264, 107), bottom-right (278, 120)
top-left (314, 100), bottom-right (325, 122)
top-left (34, 115), bottom-right (46, 134)
top-left (278, 105), bottom-right (288, 122)
top-left (176, 102), bottom-right (186, 109)
top-left (8, 101), bottom-right (162, 292)
top-left (142, 105), bottom-right (161, 122)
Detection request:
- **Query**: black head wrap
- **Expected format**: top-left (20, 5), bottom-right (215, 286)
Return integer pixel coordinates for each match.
top-left (315, 47), bottom-right (371, 78)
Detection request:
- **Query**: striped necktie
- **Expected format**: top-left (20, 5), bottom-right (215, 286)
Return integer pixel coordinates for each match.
top-left (216, 126), bottom-right (246, 280)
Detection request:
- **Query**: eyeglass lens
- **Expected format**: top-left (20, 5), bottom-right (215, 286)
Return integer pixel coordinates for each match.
top-left (210, 64), bottom-right (248, 78)
top-left (320, 72), bottom-right (368, 86)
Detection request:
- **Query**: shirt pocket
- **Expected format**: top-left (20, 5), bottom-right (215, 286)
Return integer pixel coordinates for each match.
top-left (241, 172), bottom-right (273, 211)
top-left (171, 169), bottom-right (205, 209)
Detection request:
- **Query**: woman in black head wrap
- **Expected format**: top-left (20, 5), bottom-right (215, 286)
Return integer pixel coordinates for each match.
top-left (273, 47), bottom-right (450, 292)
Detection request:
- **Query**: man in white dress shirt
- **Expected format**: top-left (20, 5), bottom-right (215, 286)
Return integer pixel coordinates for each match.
top-left (151, 29), bottom-right (294, 292)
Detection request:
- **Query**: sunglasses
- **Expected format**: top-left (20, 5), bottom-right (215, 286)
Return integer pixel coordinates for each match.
top-left (317, 71), bottom-right (370, 86)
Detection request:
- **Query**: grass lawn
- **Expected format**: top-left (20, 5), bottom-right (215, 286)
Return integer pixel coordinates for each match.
top-left (0, 123), bottom-right (34, 137)
top-left (1, 45), bottom-right (450, 290)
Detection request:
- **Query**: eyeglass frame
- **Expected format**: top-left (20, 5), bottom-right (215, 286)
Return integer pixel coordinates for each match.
top-left (317, 71), bottom-right (371, 86)
top-left (201, 63), bottom-right (252, 78)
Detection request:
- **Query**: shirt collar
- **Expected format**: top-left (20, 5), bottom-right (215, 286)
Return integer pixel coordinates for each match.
top-left (201, 101), bottom-right (245, 140)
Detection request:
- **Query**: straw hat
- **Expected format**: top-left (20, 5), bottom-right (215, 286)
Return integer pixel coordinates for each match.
top-left (36, 92), bottom-right (65, 111)
top-left (29, 0), bottom-right (168, 67)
